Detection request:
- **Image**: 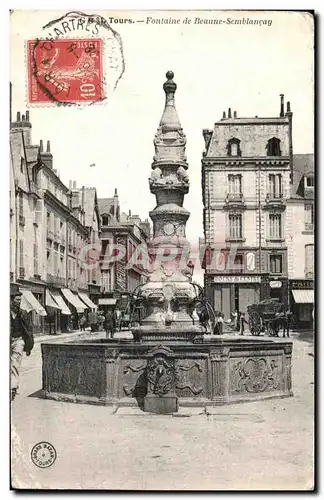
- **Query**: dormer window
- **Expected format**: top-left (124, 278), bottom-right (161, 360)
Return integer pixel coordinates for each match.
top-left (267, 137), bottom-right (281, 156)
top-left (305, 176), bottom-right (314, 188)
top-left (102, 215), bottom-right (109, 226)
top-left (227, 138), bottom-right (241, 157)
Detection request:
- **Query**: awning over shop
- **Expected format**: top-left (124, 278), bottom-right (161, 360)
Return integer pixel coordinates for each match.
top-left (45, 290), bottom-right (60, 309)
top-left (61, 288), bottom-right (87, 313)
top-left (98, 298), bottom-right (117, 306)
top-left (20, 290), bottom-right (47, 316)
top-left (50, 291), bottom-right (71, 315)
top-left (78, 292), bottom-right (97, 311)
top-left (292, 289), bottom-right (314, 304)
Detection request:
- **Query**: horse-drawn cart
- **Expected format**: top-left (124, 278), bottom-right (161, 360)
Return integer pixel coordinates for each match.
top-left (247, 299), bottom-right (286, 337)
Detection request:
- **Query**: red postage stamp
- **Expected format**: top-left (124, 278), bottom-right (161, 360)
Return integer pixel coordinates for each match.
top-left (27, 38), bottom-right (105, 104)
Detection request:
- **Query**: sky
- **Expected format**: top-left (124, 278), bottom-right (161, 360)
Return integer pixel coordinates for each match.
top-left (10, 10), bottom-right (314, 282)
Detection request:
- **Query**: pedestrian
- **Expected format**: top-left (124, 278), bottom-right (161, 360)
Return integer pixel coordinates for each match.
top-left (105, 310), bottom-right (116, 339)
top-left (213, 312), bottom-right (224, 335)
top-left (79, 314), bottom-right (86, 332)
top-left (10, 287), bottom-right (34, 401)
top-left (240, 312), bottom-right (248, 336)
top-left (283, 310), bottom-right (292, 338)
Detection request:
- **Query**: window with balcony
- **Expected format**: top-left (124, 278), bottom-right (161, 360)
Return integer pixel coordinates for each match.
top-left (269, 213), bottom-right (282, 240)
top-left (268, 174), bottom-right (282, 198)
top-left (229, 214), bottom-right (243, 240)
top-left (305, 244), bottom-right (314, 278)
top-left (269, 254), bottom-right (283, 274)
top-left (304, 204), bottom-right (314, 231)
top-left (228, 174), bottom-right (242, 196)
top-left (267, 137), bottom-right (281, 156)
top-left (227, 138), bottom-right (241, 157)
top-left (233, 254), bottom-right (243, 274)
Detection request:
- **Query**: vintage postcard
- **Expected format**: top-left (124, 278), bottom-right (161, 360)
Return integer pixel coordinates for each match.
top-left (10, 9), bottom-right (314, 490)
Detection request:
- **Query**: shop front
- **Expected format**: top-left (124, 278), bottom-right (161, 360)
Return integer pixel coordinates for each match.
top-left (289, 279), bottom-right (314, 330)
top-left (44, 288), bottom-right (72, 334)
top-left (266, 277), bottom-right (289, 307)
top-left (211, 275), bottom-right (265, 320)
top-left (19, 288), bottom-right (47, 336)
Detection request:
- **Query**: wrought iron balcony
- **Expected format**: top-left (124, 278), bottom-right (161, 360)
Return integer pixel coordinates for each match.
top-left (304, 223), bottom-right (314, 232)
top-left (46, 273), bottom-right (65, 286)
top-left (46, 229), bottom-right (54, 240)
top-left (224, 193), bottom-right (245, 210)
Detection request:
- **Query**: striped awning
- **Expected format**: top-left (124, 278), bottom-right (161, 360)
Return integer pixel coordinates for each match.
top-left (78, 292), bottom-right (97, 311)
top-left (50, 291), bottom-right (71, 315)
top-left (45, 290), bottom-right (60, 309)
top-left (20, 290), bottom-right (47, 316)
top-left (61, 288), bottom-right (87, 313)
top-left (292, 289), bottom-right (314, 304)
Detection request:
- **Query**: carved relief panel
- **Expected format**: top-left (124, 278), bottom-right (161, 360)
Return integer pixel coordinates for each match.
top-left (229, 355), bottom-right (284, 395)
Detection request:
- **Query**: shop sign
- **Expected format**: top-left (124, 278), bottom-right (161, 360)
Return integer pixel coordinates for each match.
top-left (213, 275), bottom-right (261, 284)
top-left (269, 281), bottom-right (282, 288)
top-left (290, 280), bottom-right (314, 289)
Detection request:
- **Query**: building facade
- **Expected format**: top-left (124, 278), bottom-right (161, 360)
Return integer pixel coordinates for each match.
top-left (201, 96), bottom-right (292, 319)
top-left (10, 111), bottom-right (100, 335)
top-left (99, 192), bottom-right (150, 299)
top-left (286, 154), bottom-right (314, 329)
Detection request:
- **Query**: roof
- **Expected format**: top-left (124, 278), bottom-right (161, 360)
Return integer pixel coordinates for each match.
top-left (98, 198), bottom-right (114, 215)
top-left (291, 154), bottom-right (314, 199)
top-left (98, 198), bottom-right (120, 225)
top-left (25, 145), bottom-right (39, 163)
top-left (216, 117), bottom-right (289, 125)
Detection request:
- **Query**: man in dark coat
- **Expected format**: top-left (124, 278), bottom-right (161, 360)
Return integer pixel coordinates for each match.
top-left (10, 287), bottom-right (34, 401)
top-left (104, 309), bottom-right (116, 339)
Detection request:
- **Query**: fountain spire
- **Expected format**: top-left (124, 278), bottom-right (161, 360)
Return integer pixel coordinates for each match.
top-left (159, 71), bottom-right (182, 132)
top-left (132, 71), bottom-right (205, 343)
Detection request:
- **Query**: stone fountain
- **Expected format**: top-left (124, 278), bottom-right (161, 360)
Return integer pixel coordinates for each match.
top-left (41, 72), bottom-right (293, 414)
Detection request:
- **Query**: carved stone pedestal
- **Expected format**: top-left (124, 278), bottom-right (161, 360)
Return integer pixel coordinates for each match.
top-left (144, 345), bottom-right (178, 414)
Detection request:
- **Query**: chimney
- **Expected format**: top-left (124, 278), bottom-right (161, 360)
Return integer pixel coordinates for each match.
top-left (81, 186), bottom-right (85, 208)
top-left (222, 111), bottom-right (226, 119)
top-left (129, 210), bottom-right (132, 217)
top-left (46, 140), bottom-right (51, 152)
top-left (26, 110), bottom-right (30, 122)
top-left (228, 108), bottom-right (232, 118)
top-left (234, 111), bottom-right (237, 118)
top-left (11, 110), bottom-right (32, 144)
top-left (22, 114), bottom-right (25, 121)
top-left (113, 188), bottom-right (119, 220)
top-left (69, 180), bottom-right (72, 189)
top-left (285, 100), bottom-right (293, 183)
top-left (73, 181), bottom-right (77, 189)
top-left (280, 94), bottom-right (284, 117)
top-left (17, 112), bottom-right (21, 122)
top-left (40, 140), bottom-right (43, 152)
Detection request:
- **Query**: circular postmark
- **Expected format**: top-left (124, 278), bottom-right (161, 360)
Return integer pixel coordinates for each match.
top-left (31, 441), bottom-right (57, 468)
top-left (27, 11), bottom-right (125, 106)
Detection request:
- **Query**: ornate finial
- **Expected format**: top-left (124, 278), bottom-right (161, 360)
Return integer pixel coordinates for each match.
top-left (163, 70), bottom-right (177, 94)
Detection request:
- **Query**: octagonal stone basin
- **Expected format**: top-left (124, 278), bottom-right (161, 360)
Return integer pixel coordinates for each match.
top-left (41, 336), bottom-right (293, 409)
